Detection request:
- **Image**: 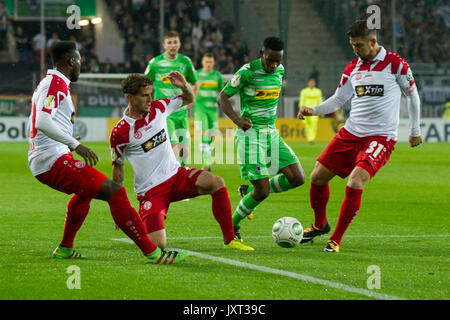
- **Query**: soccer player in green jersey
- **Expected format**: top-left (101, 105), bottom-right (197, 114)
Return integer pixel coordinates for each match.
top-left (217, 37), bottom-right (306, 243)
top-left (144, 31), bottom-right (199, 166)
top-left (194, 53), bottom-right (224, 171)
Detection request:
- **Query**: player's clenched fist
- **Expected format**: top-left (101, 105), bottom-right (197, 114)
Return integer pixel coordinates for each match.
top-left (409, 136), bottom-right (422, 148)
top-left (234, 117), bottom-right (253, 131)
top-left (297, 106), bottom-right (315, 120)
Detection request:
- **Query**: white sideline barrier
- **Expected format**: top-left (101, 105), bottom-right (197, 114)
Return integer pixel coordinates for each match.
top-left (0, 117), bottom-right (449, 142)
top-left (0, 117), bottom-right (107, 142)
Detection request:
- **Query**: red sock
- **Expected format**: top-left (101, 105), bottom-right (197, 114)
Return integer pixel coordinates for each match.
top-left (60, 195), bottom-right (91, 248)
top-left (108, 187), bottom-right (157, 255)
top-left (310, 183), bottom-right (330, 229)
top-left (211, 187), bottom-right (235, 244)
top-left (330, 186), bottom-right (363, 244)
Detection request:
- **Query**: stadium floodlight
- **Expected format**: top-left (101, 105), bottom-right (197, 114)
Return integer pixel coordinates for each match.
top-left (79, 19), bottom-right (90, 26)
top-left (91, 17), bottom-right (102, 24)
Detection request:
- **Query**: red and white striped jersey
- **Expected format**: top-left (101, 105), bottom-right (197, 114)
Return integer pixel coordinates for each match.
top-left (110, 96), bottom-right (183, 195)
top-left (336, 46), bottom-right (417, 140)
top-left (28, 69), bottom-right (75, 176)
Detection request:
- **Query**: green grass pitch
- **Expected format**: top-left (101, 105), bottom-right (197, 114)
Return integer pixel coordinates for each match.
top-left (0, 141), bottom-right (448, 300)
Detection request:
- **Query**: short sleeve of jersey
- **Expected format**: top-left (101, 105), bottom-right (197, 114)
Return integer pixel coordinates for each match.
top-left (334, 59), bottom-right (357, 102)
top-left (110, 122), bottom-right (130, 165)
top-left (38, 77), bottom-right (68, 116)
top-left (144, 58), bottom-right (155, 81)
top-left (153, 95), bottom-right (183, 116)
top-left (222, 65), bottom-right (249, 97)
top-left (395, 57), bottom-right (417, 96)
top-left (217, 72), bottom-right (224, 91)
top-left (184, 57), bottom-right (198, 85)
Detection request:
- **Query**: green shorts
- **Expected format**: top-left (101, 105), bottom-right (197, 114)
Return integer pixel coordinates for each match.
top-left (236, 127), bottom-right (299, 181)
top-left (167, 111), bottom-right (190, 145)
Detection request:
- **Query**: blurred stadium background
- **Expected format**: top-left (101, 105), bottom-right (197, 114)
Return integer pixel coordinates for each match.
top-left (0, 0), bottom-right (449, 144)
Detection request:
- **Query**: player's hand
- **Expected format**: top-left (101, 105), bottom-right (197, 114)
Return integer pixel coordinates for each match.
top-left (74, 144), bottom-right (99, 167)
top-left (297, 106), bottom-right (314, 120)
top-left (409, 136), bottom-right (422, 148)
top-left (167, 71), bottom-right (188, 88)
top-left (234, 117), bottom-right (252, 131)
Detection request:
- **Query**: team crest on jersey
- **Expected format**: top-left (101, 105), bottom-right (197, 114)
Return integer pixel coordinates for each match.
top-left (44, 95), bottom-right (56, 109)
top-left (141, 128), bottom-right (167, 152)
top-left (134, 131), bottom-right (143, 139)
top-left (231, 74), bottom-right (241, 87)
top-left (180, 65), bottom-right (185, 73)
top-left (355, 85), bottom-right (384, 97)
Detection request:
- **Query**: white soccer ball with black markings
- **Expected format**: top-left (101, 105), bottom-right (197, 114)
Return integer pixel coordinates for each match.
top-left (272, 217), bottom-right (303, 248)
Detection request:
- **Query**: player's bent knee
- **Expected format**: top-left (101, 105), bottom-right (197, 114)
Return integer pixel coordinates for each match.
top-left (212, 175), bottom-right (225, 191)
top-left (97, 178), bottom-right (122, 201)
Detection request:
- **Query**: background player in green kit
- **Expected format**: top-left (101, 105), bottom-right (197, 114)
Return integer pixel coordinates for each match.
top-left (194, 53), bottom-right (224, 171)
top-left (144, 31), bottom-right (199, 166)
top-left (217, 37), bottom-right (306, 243)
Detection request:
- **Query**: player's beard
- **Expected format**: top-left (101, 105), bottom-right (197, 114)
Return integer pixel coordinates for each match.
top-left (69, 69), bottom-right (80, 82)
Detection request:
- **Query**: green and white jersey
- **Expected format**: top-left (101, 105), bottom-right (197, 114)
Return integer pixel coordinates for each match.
top-left (194, 68), bottom-right (223, 112)
top-left (144, 53), bottom-right (198, 119)
top-left (223, 58), bottom-right (284, 129)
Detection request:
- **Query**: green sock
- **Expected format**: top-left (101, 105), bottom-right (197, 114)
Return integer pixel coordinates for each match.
top-left (246, 174), bottom-right (295, 194)
top-left (233, 194), bottom-right (261, 226)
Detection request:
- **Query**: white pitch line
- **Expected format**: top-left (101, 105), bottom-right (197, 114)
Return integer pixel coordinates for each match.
top-left (111, 238), bottom-right (406, 300)
top-left (113, 233), bottom-right (450, 241)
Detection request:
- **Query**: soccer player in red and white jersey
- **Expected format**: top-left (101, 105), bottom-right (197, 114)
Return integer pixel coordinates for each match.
top-left (110, 73), bottom-right (253, 251)
top-left (297, 20), bottom-right (423, 252)
top-left (28, 41), bottom-right (186, 264)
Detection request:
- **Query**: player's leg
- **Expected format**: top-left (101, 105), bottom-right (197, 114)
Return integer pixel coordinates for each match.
top-left (305, 115), bottom-right (319, 143)
top-left (325, 165), bottom-right (369, 252)
top-left (202, 111), bottom-right (218, 170)
top-left (240, 137), bottom-right (305, 196)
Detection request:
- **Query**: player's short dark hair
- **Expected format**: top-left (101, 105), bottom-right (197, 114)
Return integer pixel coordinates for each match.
top-left (263, 37), bottom-right (284, 51)
top-left (50, 41), bottom-right (76, 66)
top-left (121, 74), bottom-right (153, 95)
top-left (164, 30), bottom-right (180, 40)
top-left (347, 20), bottom-right (377, 39)
top-left (203, 52), bottom-right (215, 59)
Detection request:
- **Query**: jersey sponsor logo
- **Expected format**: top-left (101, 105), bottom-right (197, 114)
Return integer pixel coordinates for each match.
top-left (201, 81), bottom-right (218, 88)
top-left (141, 128), bottom-right (167, 152)
top-left (161, 75), bottom-right (172, 84)
top-left (355, 85), bottom-right (384, 97)
top-left (254, 88), bottom-right (281, 99)
top-left (44, 95), bottom-right (56, 109)
top-left (230, 74), bottom-right (241, 87)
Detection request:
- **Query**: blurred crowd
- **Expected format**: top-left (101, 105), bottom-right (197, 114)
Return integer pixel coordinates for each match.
top-left (348, 0), bottom-right (450, 67)
top-left (6, 0), bottom-right (449, 72)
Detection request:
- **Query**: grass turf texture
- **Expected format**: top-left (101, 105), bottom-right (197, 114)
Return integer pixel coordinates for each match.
top-left (0, 142), bottom-right (448, 300)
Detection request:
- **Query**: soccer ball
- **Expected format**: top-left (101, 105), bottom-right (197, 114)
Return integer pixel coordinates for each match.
top-left (272, 217), bottom-right (303, 248)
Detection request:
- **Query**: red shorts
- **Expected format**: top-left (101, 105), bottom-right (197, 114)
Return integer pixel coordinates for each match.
top-left (317, 128), bottom-right (396, 178)
top-left (35, 153), bottom-right (107, 198)
top-left (137, 167), bottom-right (204, 233)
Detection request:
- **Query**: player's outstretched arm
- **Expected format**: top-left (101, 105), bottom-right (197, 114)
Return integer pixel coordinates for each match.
top-left (217, 90), bottom-right (252, 131)
top-left (167, 71), bottom-right (195, 106)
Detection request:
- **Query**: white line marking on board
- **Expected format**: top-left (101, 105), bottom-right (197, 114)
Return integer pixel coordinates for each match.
top-left (111, 238), bottom-right (406, 300)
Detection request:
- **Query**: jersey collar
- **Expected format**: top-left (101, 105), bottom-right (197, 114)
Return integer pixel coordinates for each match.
top-left (46, 69), bottom-right (71, 87)
top-left (358, 46), bottom-right (387, 64)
